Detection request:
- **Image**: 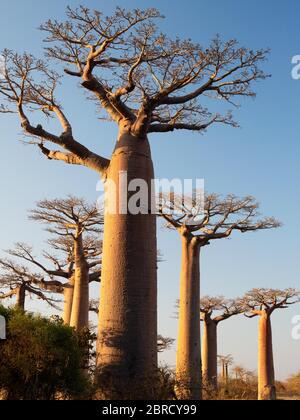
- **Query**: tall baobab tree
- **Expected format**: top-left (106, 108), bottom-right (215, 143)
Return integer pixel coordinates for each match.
top-left (240, 288), bottom-right (300, 401)
top-left (0, 6), bottom-right (269, 395)
top-left (29, 197), bottom-right (102, 330)
top-left (200, 296), bottom-right (242, 391)
top-left (0, 259), bottom-right (59, 310)
top-left (159, 193), bottom-right (280, 399)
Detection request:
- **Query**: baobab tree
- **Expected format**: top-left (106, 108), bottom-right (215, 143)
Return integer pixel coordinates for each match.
top-left (157, 335), bottom-right (175, 353)
top-left (8, 237), bottom-right (101, 326)
top-left (0, 5), bottom-right (269, 395)
top-left (218, 355), bottom-right (234, 385)
top-left (7, 198), bottom-right (102, 329)
top-left (200, 296), bottom-right (242, 391)
top-left (0, 259), bottom-right (59, 310)
top-left (7, 240), bottom-right (73, 322)
top-left (232, 365), bottom-right (256, 383)
top-left (159, 193), bottom-right (280, 399)
top-left (29, 197), bottom-right (102, 330)
top-left (241, 288), bottom-right (300, 400)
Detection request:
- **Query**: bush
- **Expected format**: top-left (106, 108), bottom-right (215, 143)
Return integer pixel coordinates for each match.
top-left (0, 306), bottom-right (89, 400)
top-left (282, 373), bottom-right (300, 398)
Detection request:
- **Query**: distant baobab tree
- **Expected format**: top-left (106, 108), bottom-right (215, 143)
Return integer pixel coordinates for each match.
top-left (241, 288), bottom-right (300, 400)
top-left (218, 355), bottom-right (234, 384)
top-left (200, 296), bottom-right (242, 391)
top-left (7, 236), bottom-right (101, 326)
top-left (89, 298), bottom-right (100, 316)
top-left (232, 365), bottom-right (256, 383)
top-left (28, 197), bottom-right (102, 330)
top-left (159, 193), bottom-right (280, 399)
top-left (0, 5), bottom-right (269, 396)
top-left (0, 259), bottom-right (59, 310)
top-left (157, 335), bottom-right (175, 353)
top-left (7, 240), bottom-right (73, 322)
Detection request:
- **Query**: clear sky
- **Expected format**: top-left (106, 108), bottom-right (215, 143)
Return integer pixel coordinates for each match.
top-left (0, 0), bottom-right (299, 381)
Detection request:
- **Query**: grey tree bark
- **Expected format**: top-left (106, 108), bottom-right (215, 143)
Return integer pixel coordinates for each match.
top-left (96, 131), bottom-right (158, 398)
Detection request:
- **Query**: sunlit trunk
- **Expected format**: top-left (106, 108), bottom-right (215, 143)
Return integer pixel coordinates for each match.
top-left (63, 276), bottom-right (74, 325)
top-left (15, 284), bottom-right (26, 310)
top-left (221, 362), bottom-right (226, 382)
top-left (258, 312), bottom-right (276, 400)
top-left (70, 234), bottom-right (89, 330)
top-left (175, 235), bottom-right (201, 400)
top-left (202, 317), bottom-right (218, 391)
top-left (96, 131), bottom-right (157, 399)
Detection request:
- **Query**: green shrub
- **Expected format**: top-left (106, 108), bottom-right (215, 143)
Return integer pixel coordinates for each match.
top-left (0, 306), bottom-right (89, 400)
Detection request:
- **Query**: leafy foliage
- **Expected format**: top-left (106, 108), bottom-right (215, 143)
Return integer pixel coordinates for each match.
top-left (0, 306), bottom-right (89, 400)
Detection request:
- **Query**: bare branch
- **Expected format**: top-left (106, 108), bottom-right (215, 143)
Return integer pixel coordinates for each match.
top-left (200, 296), bottom-right (242, 324)
top-left (158, 192), bottom-right (280, 246)
top-left (36, 8), bottom-right (268, 137)
top-left (240, 288), bottom-right (300, 316)
top-left (0, 50), bottom-right (110, 174)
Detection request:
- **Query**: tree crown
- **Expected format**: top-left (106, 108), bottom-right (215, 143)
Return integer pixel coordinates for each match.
top-left (0, 258), bottom-right (61, 308)
top-left (0, 7), bottom-right (269, 174)
top-left (200, 296), bottom-right (242, 323)
top-left (29, 196), bottom-right (103, 238)
top-left (159, 193), bottom-right (280, 245)
top-left (240, 288), bottom-right (300, 317)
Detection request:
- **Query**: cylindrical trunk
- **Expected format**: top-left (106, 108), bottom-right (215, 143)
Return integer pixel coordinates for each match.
top-left (70, 234), bottom-right (89, 330)
top-left (258, 312), bottom-right (276, 400)
top-left (221, 362), bottom-right (226, 381)
top-left (96, 132), bottom-right (157, 399)
top-left (202, 318), bottom-right (218, 391)
top-left (15, 284), bottom-right (26, 310)
top-left (63, 276), bottom-right (75, 325)
top-left (225, 364), bottom-right (229, 384)
top-left (175, 235), bottom-right (201, 400)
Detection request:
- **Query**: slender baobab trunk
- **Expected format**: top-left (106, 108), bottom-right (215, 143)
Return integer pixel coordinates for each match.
top-left (202, 317), bottom-right (218, 391)
top-left (258, 312), bottom-right (276, 400)
top-left (225, 363), bottom-right (229, 384)
top-left (220, 361), bottom-right (229, 384)
top-left (221, 362), bottom-right (226, 382)
top-left (15, 284), bottom-right (26, 310)
top-left (63, 276), bottom-right (74, 325)
top-left (70, 233), bottom-right (89, 330)
top-left (97, 132), bottom-right (157, 398)
top-left (176, 234), bottom-right (201, 400)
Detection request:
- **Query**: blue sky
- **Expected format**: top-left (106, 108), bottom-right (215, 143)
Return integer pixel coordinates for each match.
top-left (0, 0), bottom-right (299, 380)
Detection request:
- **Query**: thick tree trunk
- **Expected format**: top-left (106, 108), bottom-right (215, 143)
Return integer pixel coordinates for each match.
top-left (175, 235), bottom-right (201, 400)
top-left (202, 318), bottom-right (218, 391)
top-left (63, 276), bottom-right (74, 325)
top-left (70, 234), bottom-right (89, 330)
top-left (15, 284), bottom-right (26, 310)
top-left (258, 312), bottom-right (276, 400)
top-left (96, 131), bottom-right (157, 399)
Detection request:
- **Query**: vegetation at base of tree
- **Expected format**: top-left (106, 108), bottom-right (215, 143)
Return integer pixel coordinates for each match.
top-left (0, 305), bottom-right (90, 400)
